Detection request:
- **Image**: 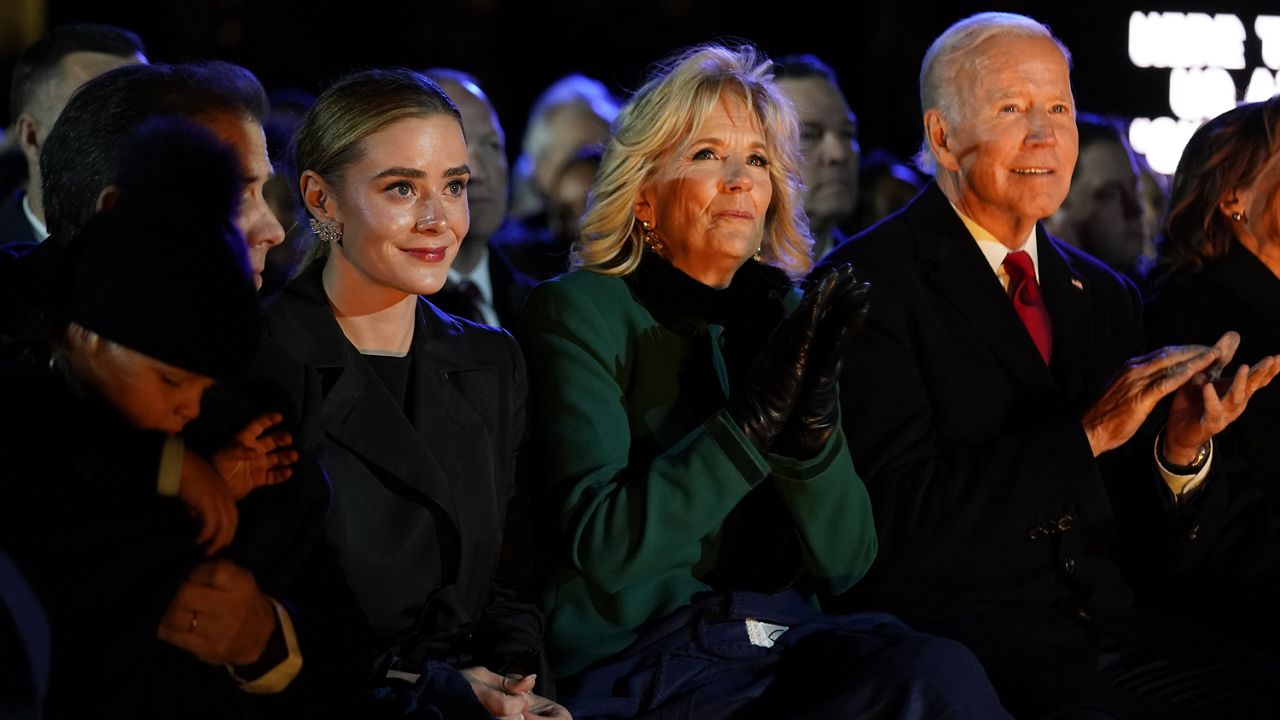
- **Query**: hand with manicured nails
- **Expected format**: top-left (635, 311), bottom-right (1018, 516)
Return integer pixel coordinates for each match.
top-left (726, 266), bottom-right (847, 453)
top-left (775, 264), bottom-right (871, 460)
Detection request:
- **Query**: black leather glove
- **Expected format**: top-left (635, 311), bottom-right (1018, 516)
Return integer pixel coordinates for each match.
top-left (725, 266), bottom-right (847, 453)
top-left (774, 264), bottom-right (871, 460)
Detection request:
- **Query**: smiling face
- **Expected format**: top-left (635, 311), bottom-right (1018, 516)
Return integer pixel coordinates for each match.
top-left (635, 94), bottom-right (773, 288)
top-left (931, 35), bottom-right (1078, 246)
top-left (199, 112), bottom-right (286, 289)
top-left (324, 115), bottom-right (471, 298)
top-left (1238, 148), bottom-right (1280, 247)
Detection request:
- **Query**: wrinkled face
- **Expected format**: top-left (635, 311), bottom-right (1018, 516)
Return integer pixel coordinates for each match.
top-left (199, 112), bottom-right (286, 289)
top-left (441, 79), bottom-right (508, 240)
top-left (636, 94), bottom-right (773, 288)
top-left (331, 115), bottom-right (471, 296)
top-left (87, 340), bottom-right (215, 436)
top-left (1057, 140), bottom-right (1146, 270)
top-left (1237, 147), bottom-right (1280, 252)
top-left (941, 36), bottom-right (1078, 235)
top-left (776, 75), bottom-right (860, 231)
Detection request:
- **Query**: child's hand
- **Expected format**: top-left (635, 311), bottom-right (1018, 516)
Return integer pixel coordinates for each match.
top-left (212, 413), bottom-right (298, 501)
top-left (180, 452), bottom-right (239, 556)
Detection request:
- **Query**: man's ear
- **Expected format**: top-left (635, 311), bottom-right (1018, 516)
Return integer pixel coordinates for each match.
top-left (924, 109), bottom-right (960, 173)
top-left (95, 185), bottom-right (120, 212)
top-left (14, 113), bottom-right (42, 165)
top-left (300, 170), bottom-right (339, 222)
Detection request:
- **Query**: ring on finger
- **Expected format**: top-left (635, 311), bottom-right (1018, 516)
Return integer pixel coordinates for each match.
top-left (188, 610), bottom-right (199, 632)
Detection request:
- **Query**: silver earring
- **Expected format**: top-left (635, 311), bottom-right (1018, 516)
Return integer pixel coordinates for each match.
top-left (1231, 211), bottom-right (1243, 222)
top-left (640, 220), bottom-right (665, 255)
top-left (309, 217), bottom-right (343, 245)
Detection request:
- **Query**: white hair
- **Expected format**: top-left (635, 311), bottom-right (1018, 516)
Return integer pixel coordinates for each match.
top-left (914, 12), bottom-right (1072, 174)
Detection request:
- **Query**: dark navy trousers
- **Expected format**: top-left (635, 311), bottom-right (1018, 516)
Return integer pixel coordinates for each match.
top-left (560, 590), bottom-right (1011, 719)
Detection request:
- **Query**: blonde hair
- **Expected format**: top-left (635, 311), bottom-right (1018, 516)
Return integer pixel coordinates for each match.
top-left (573, 43), bottom-right (812, 280)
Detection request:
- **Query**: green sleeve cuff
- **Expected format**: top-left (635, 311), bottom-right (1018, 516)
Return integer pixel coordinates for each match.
top-left (766, 427), bottom-right (845, 483)
top-left (705, 409), bottom-right (772, 488)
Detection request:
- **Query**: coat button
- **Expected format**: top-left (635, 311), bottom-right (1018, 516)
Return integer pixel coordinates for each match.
top-left (1042, 520), bottom-right (1058, 536)
top-left (1186, 524), bottom-right (1199, 542)
top-left (1061, 556), bottom-right (1077, 575)
top-left (1057, 514), bottom-right (1074, 532)
top-left (1028, 526), bottom-right (1045, 541)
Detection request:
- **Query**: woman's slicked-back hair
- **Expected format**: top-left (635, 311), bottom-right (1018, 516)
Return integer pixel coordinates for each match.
top-left (573, 42), bottom-right (812, 281)
top-left (915, 12), bottom-right (1071, 174)
top-left (291, 67), bottom-right (461, 267)
top-left (293, 67), bottom-right (460, 205)
top-left (1156, 95), bottom-right (1280, 280)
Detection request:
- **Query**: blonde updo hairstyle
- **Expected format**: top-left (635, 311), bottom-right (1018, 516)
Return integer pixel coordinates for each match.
top-left (572, 43), bottom-right (812, 280)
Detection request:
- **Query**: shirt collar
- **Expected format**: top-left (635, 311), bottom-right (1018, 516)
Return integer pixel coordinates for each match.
top-left (949, 203), bottom-right (1040, 284)
top-left (21, 193), bottom-right (49, 242)
top-left (446, 244), bottom-right (493, 305)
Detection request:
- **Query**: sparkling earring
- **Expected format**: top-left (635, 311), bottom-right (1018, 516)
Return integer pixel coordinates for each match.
top-left (1231, 211), bottom-right (1243, 222)
top-left (640, 220), bottom-right (665, 255)
top-left (753, 244), bottom-right (763, 262)
top-left (309, 217), bottom-right (344, 245)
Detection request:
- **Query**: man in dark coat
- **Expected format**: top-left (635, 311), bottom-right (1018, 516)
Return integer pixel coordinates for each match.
top-left (424, 69), bottom-right (537, 337)
top-left (818, 11), bottom-right (1280, 719)
top-left (2, 24), bottom-right (146, 250)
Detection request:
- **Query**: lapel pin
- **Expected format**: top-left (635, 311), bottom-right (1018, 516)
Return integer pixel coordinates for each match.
top-left (1070, 278), bottom-right (1084, 291)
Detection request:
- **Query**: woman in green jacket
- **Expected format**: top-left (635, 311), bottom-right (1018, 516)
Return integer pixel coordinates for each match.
top-left (523, 43), bottom-right (1007, 719)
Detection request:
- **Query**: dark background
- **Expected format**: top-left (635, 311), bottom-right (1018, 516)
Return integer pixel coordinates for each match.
top-left (4, 0), bottom-right (1277, 164)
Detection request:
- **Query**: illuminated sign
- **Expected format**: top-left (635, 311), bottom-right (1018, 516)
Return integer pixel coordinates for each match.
top-left (1127, 12), bottom-right (1280, 174)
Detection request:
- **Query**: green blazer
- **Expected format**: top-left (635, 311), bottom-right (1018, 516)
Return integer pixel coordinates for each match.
top-left (524, 266), bottom-right (877, 676)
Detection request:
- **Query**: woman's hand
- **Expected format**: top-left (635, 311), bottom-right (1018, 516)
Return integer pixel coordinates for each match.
top-left (774, 264), bottom-right (871, 459)
top-left (156, 559), bottom-right (278, 666)
top-left (179, 452), bottom-right (238, 556)
top-left (727, 264), bottom-right (847, 452)
top-left (1164, 332), bottom-right (1280, 463)
top-left (458, 666), bottom-right (569, 719)
top-left (524, 691), bottom-right (573, 719)
top-left (211, 412), bottom-right (298, 500)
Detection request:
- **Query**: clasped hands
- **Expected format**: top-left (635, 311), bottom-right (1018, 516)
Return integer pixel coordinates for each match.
top-left (728, 263), bottom-right (871, 459)
top-left (460, 667), bottom-right (572, 719)
top-left (1082, 331), bottom-right (1280, 469)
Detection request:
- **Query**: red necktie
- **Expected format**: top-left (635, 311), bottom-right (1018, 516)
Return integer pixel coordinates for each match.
top-left (1002, 250), bottom-right (1053, 365)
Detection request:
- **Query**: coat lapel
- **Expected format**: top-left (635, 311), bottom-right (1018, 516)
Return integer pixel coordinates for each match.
top-left (406, 299), bottom-right (494, 496)
top-left (910, 185), bottom-right (1056, 392)
top-left (1037, 231), bottom-right (1093, 402)
top-left (266, 265), bottom-right (484, 577)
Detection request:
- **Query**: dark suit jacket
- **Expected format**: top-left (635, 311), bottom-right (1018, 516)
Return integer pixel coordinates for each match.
top-left (0, 191), bottom-right (37, 250)
top-left (263, 262), bottom-right (544, 678)
top-left (818, 183), bottom-right (1148, 618)
top-left (430, 241), bottom-right (537, 338)
top-left (1142, 243), bottom-right (1280, 649)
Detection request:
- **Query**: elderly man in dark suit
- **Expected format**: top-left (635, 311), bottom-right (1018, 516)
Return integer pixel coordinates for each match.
top-left (819, 11), bottom-right (1280, 719)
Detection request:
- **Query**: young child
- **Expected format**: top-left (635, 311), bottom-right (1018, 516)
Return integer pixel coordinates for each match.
top-left (0, 117), bottom-right (306, 718)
